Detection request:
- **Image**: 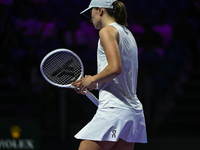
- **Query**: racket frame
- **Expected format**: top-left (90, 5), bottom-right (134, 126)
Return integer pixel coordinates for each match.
top-left (40, 48), bottom-right (99, 106)
top-left (40, 48), bottom-right (84, 88)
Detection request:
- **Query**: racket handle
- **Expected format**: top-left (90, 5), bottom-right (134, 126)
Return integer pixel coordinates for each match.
top-left (86, 90), bottom-right (99, 106)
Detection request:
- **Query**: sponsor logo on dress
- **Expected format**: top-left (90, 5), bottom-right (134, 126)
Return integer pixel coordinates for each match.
top-left (112, 130), bottom-right (116, 138)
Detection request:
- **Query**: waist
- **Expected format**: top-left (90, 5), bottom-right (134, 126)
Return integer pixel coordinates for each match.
top-left (98, 90), bottom-right (143, 111)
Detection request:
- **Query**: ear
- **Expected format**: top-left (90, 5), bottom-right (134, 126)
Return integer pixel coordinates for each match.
top-left (98, 7), bottom-right (103, 16)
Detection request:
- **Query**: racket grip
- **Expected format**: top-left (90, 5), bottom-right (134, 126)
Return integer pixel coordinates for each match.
top-left (86, 91), bottom-right (99, 106)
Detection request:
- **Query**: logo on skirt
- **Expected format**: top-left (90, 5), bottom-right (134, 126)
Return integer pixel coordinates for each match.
top-left (112, 130), bottom-right (116, 138)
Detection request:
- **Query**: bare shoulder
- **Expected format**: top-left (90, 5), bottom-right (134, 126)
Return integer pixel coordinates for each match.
top-left (99, 25), bottom-right (119, 44)
top-left (99, 25), bottom-right (118, 37)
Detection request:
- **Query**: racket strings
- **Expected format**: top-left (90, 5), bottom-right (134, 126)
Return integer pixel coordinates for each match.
top-left (42, 52), bottom-right (82, 85)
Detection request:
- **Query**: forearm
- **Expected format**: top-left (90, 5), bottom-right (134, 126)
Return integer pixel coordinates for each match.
top-left (92, 65), bottom-right (121, 85)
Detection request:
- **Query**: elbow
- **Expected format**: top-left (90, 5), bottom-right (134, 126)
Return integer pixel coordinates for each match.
top-left (115, 68), bottom-right (122, 76)
top-left (112, 66), bottom-right (122, 76)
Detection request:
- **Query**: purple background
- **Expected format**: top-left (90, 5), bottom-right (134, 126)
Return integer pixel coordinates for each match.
top-left (0, 0), bottom-right (200, 149)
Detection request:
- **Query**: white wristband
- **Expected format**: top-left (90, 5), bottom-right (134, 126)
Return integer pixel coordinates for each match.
top-left (95, 83), bottom-right (98, 90)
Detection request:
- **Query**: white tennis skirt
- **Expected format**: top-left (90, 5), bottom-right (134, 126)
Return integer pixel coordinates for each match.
top-left (74, 107), bottom-right (147, 143)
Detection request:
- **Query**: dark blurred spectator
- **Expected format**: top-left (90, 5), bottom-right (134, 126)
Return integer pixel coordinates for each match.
top-left (129, 13), bottom-right (145, 49)
top-left (36, 8), bottom-right (60, 51)
top-left (173, 12), bottom-right (198, 66)
top-left (153, 13), bottom-right (173, 46)
top-left (14, 4), bottom-right (36, 36)
top-left (36, 10), bottom-right (57, 40)
top-left (173, 12), bottom-right (197, 47)
top-left (75, 20), bottom-right (98, 51)
top-left (62, 19), bottom-right (78, 50)
top-left (140, 22), bottom-right (164, 59)
top-left (0, 5), bottom-right (19, 63)
top-left (13, 1), bottom-right (38, 48)
top-left (19, 46), bottom-right (39, 89)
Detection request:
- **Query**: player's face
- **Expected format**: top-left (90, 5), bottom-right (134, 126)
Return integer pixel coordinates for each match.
top-left (90, 8), bottom-right (102, 30)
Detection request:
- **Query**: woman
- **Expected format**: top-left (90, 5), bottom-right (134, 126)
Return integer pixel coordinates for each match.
top-left (72, 0), bottom-right (147, 149)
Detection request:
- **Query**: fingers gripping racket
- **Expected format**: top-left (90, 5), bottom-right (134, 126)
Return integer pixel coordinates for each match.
top-left (40, 48), bottom-right (99, 106)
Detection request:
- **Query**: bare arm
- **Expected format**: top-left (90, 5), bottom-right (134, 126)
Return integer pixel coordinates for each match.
top-left (92, 25), bottom-right (122, 83)
top-left (72, 26), bottom-right (122, 93)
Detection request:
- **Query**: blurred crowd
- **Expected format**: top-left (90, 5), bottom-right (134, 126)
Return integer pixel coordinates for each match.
top-left (0, 0), bottom-right (200, 137)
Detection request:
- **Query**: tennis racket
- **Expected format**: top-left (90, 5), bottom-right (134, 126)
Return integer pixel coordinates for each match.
top-left (40, 48), bottom-right (99, 106)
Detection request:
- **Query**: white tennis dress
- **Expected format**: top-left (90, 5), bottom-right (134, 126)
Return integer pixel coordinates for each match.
top-left (75, 22), bottom-right (147, 143)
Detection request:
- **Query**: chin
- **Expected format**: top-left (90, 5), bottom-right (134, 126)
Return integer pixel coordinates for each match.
top-left (95, 27), bottom-right (101, 30)
top-left (94, 25), bottom-right (101, 30)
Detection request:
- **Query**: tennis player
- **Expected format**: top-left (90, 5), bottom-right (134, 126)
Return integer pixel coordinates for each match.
top-left (72, 0), bottom-right (147, 149)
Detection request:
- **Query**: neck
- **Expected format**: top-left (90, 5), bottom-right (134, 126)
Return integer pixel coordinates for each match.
top-left (101, 16), bottom-right (116, 28)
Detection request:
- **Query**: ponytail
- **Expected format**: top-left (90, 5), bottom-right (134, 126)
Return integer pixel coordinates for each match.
top-left (106, 1), bottom-right (128, 26)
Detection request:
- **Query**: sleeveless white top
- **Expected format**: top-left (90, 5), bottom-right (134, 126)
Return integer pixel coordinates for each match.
top-left (97, 22), bottom-right (143, 111)
top-left (75, 22), bottom-right (147, 143)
